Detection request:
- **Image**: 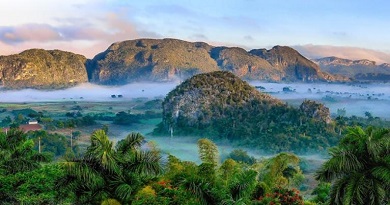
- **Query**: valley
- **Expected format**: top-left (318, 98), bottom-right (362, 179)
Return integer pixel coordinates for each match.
top-left (1, 78), bottom-right (389, 203)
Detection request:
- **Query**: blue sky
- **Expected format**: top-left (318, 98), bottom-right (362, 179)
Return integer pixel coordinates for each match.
top-left (0, 0), bottom-right (389, 63)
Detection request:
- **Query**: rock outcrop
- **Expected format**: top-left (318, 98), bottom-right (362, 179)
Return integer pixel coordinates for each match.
top-left (313, 56), bottom-right (390, 81)
top-left (88, 38), bottom-right (345, 85)
top-left (88, 39), bottom-right (219, 85)
top-left (0, 49), bottom-right (88, 89)
top-left (250, 46), bottom-right (345, 82)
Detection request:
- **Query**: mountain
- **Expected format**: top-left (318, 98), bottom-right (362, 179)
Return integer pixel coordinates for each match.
top-left (0, 38), bottom-right (349, 90)
top-left (87, 39), bottom-right (219, 84)
top-left (249, 46), bottom-right (340, 82)
top-left (88, 38), bottom-right (346, 85)
top-left (313, 56), bottom-right (390, 81)
top-left (0, 49), bottom-right (88, 89)
top-left (155, 71), bottom-right (337, 153)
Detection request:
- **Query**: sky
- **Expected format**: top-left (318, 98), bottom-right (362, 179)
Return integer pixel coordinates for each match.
top-left (1, 0), bottom-right (389, 63)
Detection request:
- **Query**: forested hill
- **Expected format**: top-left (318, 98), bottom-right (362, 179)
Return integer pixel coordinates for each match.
top-left (88, 38), bottom-right (347, 85)
top-left (155, 71), bottom-right (338, 153)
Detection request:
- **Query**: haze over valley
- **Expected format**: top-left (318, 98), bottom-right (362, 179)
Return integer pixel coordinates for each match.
top-left (1, 1), bottom-right (389, 204)
top-left (2, 80), bottom-right (389, 118)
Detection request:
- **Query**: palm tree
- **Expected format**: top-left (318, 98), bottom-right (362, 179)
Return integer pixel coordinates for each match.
top-left (259, 152), bottom-right (302, 188)
top-left (222, 169), bottom-right (257, 204)
top-left (0, 129), bottom-right (50, 175)
top-left (58, 130), bottom-right (162, 204)
top-left (0, 129), bottom-right (52, 203)
top-left (316, 126), bottom-right (390, 205)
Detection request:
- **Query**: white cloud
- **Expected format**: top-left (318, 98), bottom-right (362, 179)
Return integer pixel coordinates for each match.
top-left (0, 12), bottom-right (153, 58)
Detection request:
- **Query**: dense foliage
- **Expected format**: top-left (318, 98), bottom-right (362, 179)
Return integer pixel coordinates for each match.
top-left (58, 131), bottom-right (162, 204)
top-left (316, 126), bottom-right (390, 205)
top-left (0, 126), bottom-right (389, 204)
top-left (0, 129), bottom-right (61, 204)
top-left (157, 71), bottom-right (339, 154)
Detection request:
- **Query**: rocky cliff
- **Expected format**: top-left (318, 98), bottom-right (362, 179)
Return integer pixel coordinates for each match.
top-left (0, 39), bottom-right (352, 90)
top-left (0, 49), bottom-right (88, 89)
top-left (313, 56), bottom-right (390, 81)
top-left (88, 38), bottom-right (345, 85)
top-left (250, 46), bottom-right (342, 82)
top-left (88, 39), bottom-right (220, 84)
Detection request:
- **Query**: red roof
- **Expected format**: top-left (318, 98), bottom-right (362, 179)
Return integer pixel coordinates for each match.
top-left (3, 124), bottom-right (42, 132)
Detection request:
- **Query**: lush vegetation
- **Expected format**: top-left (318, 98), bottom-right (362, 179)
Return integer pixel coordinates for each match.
top-left (156, 71), bottom-right (340, 154)
top-left (58, 130), bottom-right (162, 204)
top-left (1, 125), bottom-right (388, 204)
top-left (1, 94), bottom-right (389, 204)
top-left (0, 129), bottom-right (60, 204)
top-left (316, 126), bottom-right (390, 204)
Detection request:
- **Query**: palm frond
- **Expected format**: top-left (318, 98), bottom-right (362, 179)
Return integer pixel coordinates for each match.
top-left (115, 183), bottom-right (133, 202)
top-left (125, 150), bottom-right (162, 176)
top-left (61, 160), bottom-right (105, 189)
top-left (87, 130), bottom-right (119, 172)
top-left (329, 176), bottom-right (348, 205)
top-left (344, 173), bottom-right (365, 205)
top-left (316, 148), bottom-right (362, 182)
top-left (228, 170), bottom-right (257, 201)
top-left (371, 166), bottom-right (390, 185)
top-left (116, 132), bottom-right (144, 155)
top-left (180, 175), bottom-right (212, 205)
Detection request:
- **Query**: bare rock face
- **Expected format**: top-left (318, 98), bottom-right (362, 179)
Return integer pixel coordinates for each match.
top-left (0, 49), bottom-right (88, 89)
top-left (313, 56), bottom-right (390, 81)
top-left (88, 38), bottom-right (220, 85)
top-left (0, 38), bottom-right (351, 89)
top-left (210, 47), bottom-right (282, 81)
top-left (88, 38), bottom-right (346, 85)
top-left (249, 46), bottom-right (345, 82)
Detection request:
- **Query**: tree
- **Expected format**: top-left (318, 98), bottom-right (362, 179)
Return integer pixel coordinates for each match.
top-left (227, 149), bottom-right (256, 165)
top-left (197, 138), bottom-right (219, 167)
top-left (311, 182), bottom-right (331, 204)
top-left (259, 153), bottom-right (304, 189)
top-left (365, 111), bottom-right (373, 119)
top-left (0, 164), bottom-right (67, 204)
top-left (255, 186), bottom-right (304, 205)
top-left (58, 130), bottom-right (162, 204)
top-left (316, 126), bottom-right (390, 205)
top-left (0, 129), bottom-right (55, 204)
top-left (0, 129), bottom-right (51, 175)
top-left (223, 169), bottom-right (257, 204)
top-left (1, 116), bottom-right (11, 126)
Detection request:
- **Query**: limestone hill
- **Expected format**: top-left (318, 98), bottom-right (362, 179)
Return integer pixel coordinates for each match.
top-left (0, 49), bottom-right (88, 89)
top-left (88, 39), bottom-right (220, 84)
top-left (313, 56), bottom-right (390, 81)
top-left (155, 71), bottom-right (337, 153)
top-left (0, 38), bottom-right (349, 90)
top-left (88, 38), bottom-right (345, 85)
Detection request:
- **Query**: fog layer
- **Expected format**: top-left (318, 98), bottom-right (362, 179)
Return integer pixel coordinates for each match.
top-left (1, 82), bottom-right (389, 119)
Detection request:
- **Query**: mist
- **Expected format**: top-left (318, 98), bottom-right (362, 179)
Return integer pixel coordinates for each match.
top-left (250, 82), bottom-right (390, 119)
top-left (0, 82), bottom-right (179, 102)
top-left (2, 81), bottom-right (386, 167)
top-left (1, 81), bottom-right (389, 119)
